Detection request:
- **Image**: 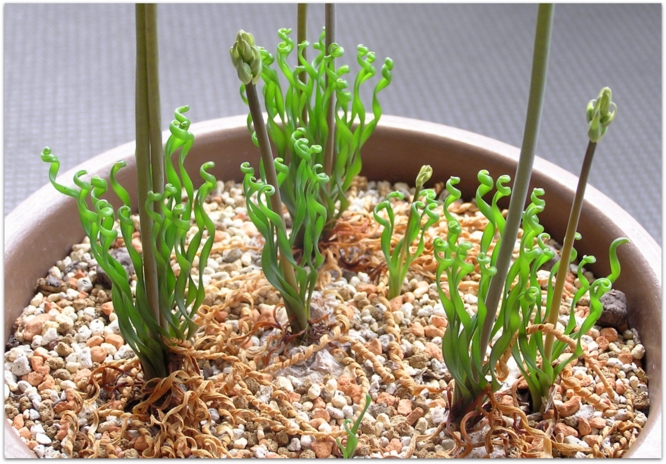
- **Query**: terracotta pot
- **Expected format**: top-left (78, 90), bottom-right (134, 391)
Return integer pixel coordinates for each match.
top-left (5, 115), bottom-right (661, 458)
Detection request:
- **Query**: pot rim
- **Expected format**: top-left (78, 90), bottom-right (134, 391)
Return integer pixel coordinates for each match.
top-left (5, 114), bottom-right (661, 458)
top-left (8, 114), bottom-right (660, 272)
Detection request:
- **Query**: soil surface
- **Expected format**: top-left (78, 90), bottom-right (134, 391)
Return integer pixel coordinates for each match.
top-left (5, 178), bottom-right (650, 458)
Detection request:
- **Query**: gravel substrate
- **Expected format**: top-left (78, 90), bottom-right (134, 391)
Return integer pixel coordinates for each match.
top-left (4, 178), bottom-right (650, 458)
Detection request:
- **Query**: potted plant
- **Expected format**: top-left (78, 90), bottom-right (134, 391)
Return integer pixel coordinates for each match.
top-left (4, 3), bottom-right (661, 459)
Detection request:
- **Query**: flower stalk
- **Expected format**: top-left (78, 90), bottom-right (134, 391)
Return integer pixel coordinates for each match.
top-left (543, 87), bottom-right (617, 358)
top-left (477, 3), bottom-right (554, 371)
top-left (231, 30), bottom-right (315, 335)
top-left (323, 3), bottom-right (336, 181)
top-left (297, 3), bottom-right (308, 123)
top-left (135, 3), bottom-right (166, 374)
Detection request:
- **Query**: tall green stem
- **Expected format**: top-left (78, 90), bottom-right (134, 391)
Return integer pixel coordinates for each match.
top-left (245, 82), bottom-right (303, 332)
top-left (543, 141), bottom-right (595, 357)
top-left (135, 3), bottom-right (165, 380)
top-left (143, 4), bottom-right (167, 331)
top-left (477, 4), bottom-right (554, 369)
top-left (297, 3), bottom-right (308, 124)
top-left (323, 3), bottom-right (336, 180)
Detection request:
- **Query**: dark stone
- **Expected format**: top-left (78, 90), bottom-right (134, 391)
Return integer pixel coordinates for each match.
top-left (222, 248), bottom-right (242, 263)
top-left (5, 334), bottom-right (20, 350)
top-left (36, 275), bottom-right (66, 293)
top-left (368, 402), bottom-right (388, 419)
top-left (597, 290), bottom-right (629, 330)
top-left (244, 377), bottom-right (260, 395)
top-left (64, 260), bottom-right (82, 274)
top-left (635, 367), bottom-right (649, 383)
top-left (342, 269), bottom-right (356, 282)
top-left (94, 247), bottom-right (134, 288)
top-left (634, 391), bottom-right (650, 412)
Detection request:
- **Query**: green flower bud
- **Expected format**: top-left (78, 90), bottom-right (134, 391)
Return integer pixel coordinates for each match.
top-left (586, 86), bottom-right (616, 143)
top-left (230, 30), bottom-right (262, 85)
top-left (416, 165), bottom-right (433, 188)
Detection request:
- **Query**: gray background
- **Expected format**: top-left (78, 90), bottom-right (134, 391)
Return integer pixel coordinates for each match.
top-left (4, 4), bottom-right (662, 244)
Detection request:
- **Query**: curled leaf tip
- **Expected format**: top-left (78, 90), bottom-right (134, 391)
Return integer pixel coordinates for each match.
top-left (416, 165), bottom-right (433, 188)
top-left (586, 86), bottom-right (616, 143)
top-left (230, 30), bottom-right (263, 85)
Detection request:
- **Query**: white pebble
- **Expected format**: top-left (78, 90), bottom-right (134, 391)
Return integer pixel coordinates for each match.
top-left (233, 437), bottom-right (247, 449)
top-left (301, 401), bottom-right (313, 412)
top-left (89, 319), bottom-right (105, 337)
top-left (307, 384), bottom-right (321, 400)
top-left (342, 405), bottom-right (354, 419)
top-left (331, 392), bottom-right (347, 408)
top-left (60, 380), bottom-right (76, 390)
top-left (76, 277), bottom-right (93, 293)
top-left (287, 438), bottom-right (301, 452)
top-left (32, 445), bottom-right (46, 458)
top-left (30, 424), bottom-right (45, 435)
top-left (106, 319), bottom-right (121, 335)
top-left (41, 328), bottom-right (59, 345)
top-left (430, 406), bottom-right (448, 424)
top-left (17, 380), bottom-right (32, 392)
top-left (631, 344), bottom-right (645, 360)
top-left (114, 345), bottom-right (135, 360)
top-left (100, 343), bottom-right (117, 356)
top-left (606, 358), bottom-right (622, 368)
top-left (55, 314), bottom-right (74, 333)
top-left (629, 376), bottom-right (639, 390)
top-left (635, 412), bottom-right (648, 427)
top-left (5, 370), bottom-right (18, 391)
top-left (11, 354), bottom-right (31, 376)
top-left (31, 336), bottom-right (44, 350)
top-left (300, 435), bottom-right (313, 449)
top-left (240, 252), bottom-right (253, 267)
top-left (79, 347), bottom-right (93, 368)
top-left (82, 307), bottom-right (96, 318)
top-left (325, 378), bottom-right (338, 391)
top-left (28, 392), bottom-right (42, 409)
top-left (209, 408), bottom-right (220, 422)
top-left (327, 405), bottom-right (345, 419)
top-left (65, 362), bottom-right (82, 373)
top-left (76, 325), bottom-right (92, 342)
top-left (564, 436), bottom-right (589, 448)
top-left (275, 376), bottom-right (293, 393)
top-left (615, 409), bottom-right (630, 421)
top-left (413, 340), bottom-right (426, 353)
top-left (416, 305), bottom-right (434, 317)
top-left (30, 294), bottom-right (44, 307)
top-left (400, 303), bottom-right (414, 320)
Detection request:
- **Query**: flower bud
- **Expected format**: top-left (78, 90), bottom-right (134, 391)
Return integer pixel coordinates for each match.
top-left (416, 165), bottom-right (433, 188)
top-left (586, 86), bottom-right (616, 143)
top-left (230, 30), bottom-right (263, 85)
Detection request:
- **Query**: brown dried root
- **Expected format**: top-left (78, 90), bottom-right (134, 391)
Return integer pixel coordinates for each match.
top-left (483, 386), bottom-right (554, 458)
top-left (527, 323), bottom-right (615, 406)
top-left (119, 368), bottom-right (232, 458)
top-left (259, 304), bottom-right (351, 374)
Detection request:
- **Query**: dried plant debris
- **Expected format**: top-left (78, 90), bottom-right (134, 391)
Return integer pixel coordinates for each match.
top-left (5, 178), bottom-right (649, 458)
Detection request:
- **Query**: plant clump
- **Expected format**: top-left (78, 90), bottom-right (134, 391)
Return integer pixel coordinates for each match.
top-left (41, 107), bottom-right (216, 380)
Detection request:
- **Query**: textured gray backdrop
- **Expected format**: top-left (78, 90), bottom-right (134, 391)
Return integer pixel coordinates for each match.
top-left (4, 4), bottom-right (662, 244)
